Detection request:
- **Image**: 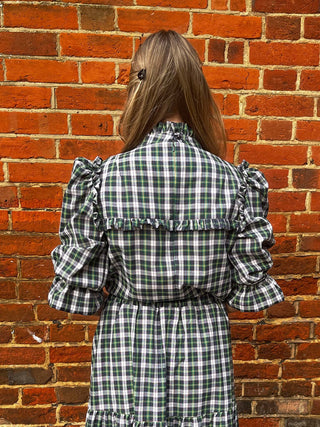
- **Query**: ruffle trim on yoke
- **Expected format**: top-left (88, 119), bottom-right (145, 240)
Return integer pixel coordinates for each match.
top-left (85, 406), bottom-right (238, 426)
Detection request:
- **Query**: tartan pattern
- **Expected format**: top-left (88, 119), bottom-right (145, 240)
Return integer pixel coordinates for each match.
top-left (47, 121), bottom-right (284, 426)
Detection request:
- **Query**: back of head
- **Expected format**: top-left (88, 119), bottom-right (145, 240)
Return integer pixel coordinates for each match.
top-left (119, 30), bottom-right (226, 158)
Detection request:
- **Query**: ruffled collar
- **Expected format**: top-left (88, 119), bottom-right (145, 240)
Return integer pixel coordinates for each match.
top-left (139, 121), bottom-right (203, 149)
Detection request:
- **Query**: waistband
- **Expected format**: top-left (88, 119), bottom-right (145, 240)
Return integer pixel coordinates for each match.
top-left (105, 292), bottom-right (222, 308)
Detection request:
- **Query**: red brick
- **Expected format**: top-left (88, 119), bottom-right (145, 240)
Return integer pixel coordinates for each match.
top-left (193, 14), bottom-right (261, 38)
top-left (20, 258), bottom-right (54, 279)
top-left (81, 61), bottom-right (115, 84)
top-left (19, 281), bottom-right (50, 301)
top-left (88, 324), bottom-right (97, 341)
top-left (208, 39), bottom-right (225, 63)
top-left (234, 363), bottom-right (279, 379)
top-left (230, 324), bottom-right (253, 340)
top-left (210, 0), bottom-right (228, 9)
top-left (256, 323), bottom-right (310, 341)
top-left (300, 70), bottom-right (320, 90)
top-left (0, 186), bottom-right (18, 208)
top-left (305, 17), bottom-right (320, 39)
top-left (244, 382), bottom-right (278, 397)
top-left (0, 211), bottom-right (9, 231)
top-left (0, 31), bottom-right (57, 56)
top-left (59, 139), bottom-right (123, 160)
top-left (253, 0), bottom-right (320, 13)
top-left (4, 4), bottom-right (78, 29)
top-left (269, 192), bottom-right (305, 212)
top-left (0, 408), bottom-right (55, 424)
top-left (246, 95), bottom-right (313, 117)
top-left (250, 42), bottom-right (319, 66)
top-left (20, 186), bottom-right (63, 209)
top-left (313, 146), bottom-right (320, 164)
top-left (50, 346), bottom-right (92, 363)
top-left (260, 120), bottom-right (292, 140)
top-left (228, 41), bottom-right (244, 64)
top-left (233, 343), bottom-right (255, 360)
top-left (80, 5), bottom-right (114, 31)
top-left (224, 119), bottom-right (257, 141)
top-left (137, 0), bottom-right (206, 6)
top-left (296, 342), bottom-right (320, 359)
top-left (187, 38), bottom-right (205, 62)
top-left (0, 162), bottom-right (4, 181)
top-left (257, 343), bottom-right (291, 359)
top-left (203, 66), bottom-right (259, 90)
top-left (64, 0), bottom-right (131, 3)
top-left (60, 405), bottom-right (87, 423)
top-left (57, 366), bottom-right (91, 382)
top-left (0, 280), bottom-right (16, 299)
top-left (263, 69), bottom-right (297, 91)
top-left (268, 214), bottom-right (287, 233)
top-left (0, 137), bottom-right (55, 159)
top-left (281, 381), bottom-right (312, 397)
top-left (230, 0), bottom-right (246, 11)
top-left (60, 33), bottom-right (132, 59)
top-left (270, 236), bottom-right (297, 254)
top-left (312, 399), bottom-right (320, 414)
top-left (266, 16), bottom-right (300, 40)
top-left (239, 145), bottom-right (307, 165)
top-left (261, 169), bottom-right (288, 189)
top-left (22, 387), bottom-right (56, 405)
top-left (290, 214), bottom-right (320, 232)
top-left (118, 9), bottom-right (189, 33)
top-left (239, 420), bottom-right (280, 427)
top-left (71, 113), bottom-right (113, 136)
top-left (300, 300), bottom-right (320, 317)
top-left (9, 162), bottom-right (73, 183)
top-left (271, 256), bottom-right (317, 275)
top-left (14, 325), bottom-right (48, 344)
top-left (0, 347), bottom-right (45, 365)
top-left (0, 86), bottom-right (51, 109)
top-left (6, 59), bottom-right (78, 83)
top-left (0, 111), bottom-right (68, 135)
top-left (283, 361), bottom-right (320, 379)
top-left (277, 277), bottom-right (318, 296)
top-left (49, 324), bottom-right (86, 342)
top-left (311, 192), bottom-right (320, 210)
top-left (37, 305), bottom-right (68, 321)
top-left (222, 94), bottom-right (239, 116)
top-left (117, 62), bottom-right (131, 85)
top-left (0, 325), bottom-right (12, 343)
top-left (293, 169), bottom-right (320, 189)
top-left (0, 388), bottom-right (18, 404)
top-left (0, 234), bottom-right (59, 255)
top-left (56, 86), bottom-right (126, 110)
top-left (228, 309), bottom-right (264, 320)
top-left (0, 258), bottom-right (17, 277)
top-left (57, 386), bottom-right (89, 404)
top-left (257, 399), bottom-right (308, 415)
top-left (297, 121), bottom-right (320, 141)
top-left (0, 303), bottom-right (34, 321)
top-left (267, 301), bottom-right (296, 318)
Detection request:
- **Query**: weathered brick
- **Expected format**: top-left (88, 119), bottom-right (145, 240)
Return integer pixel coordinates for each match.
top-left (8, 162), bottom-right (72, 183)
top-left (277, 277), bottom-right (318, 296)
top-left (250, 42), bottom-right (319, 66)
top-left (56, 86), bottom-right (126, 110)
top-left (263, 69), bottom-right (297, 91)
top-left (292, 169), bottom-right (320, 189)
top-left (0, 234), bottom-right (59, 255)
top-left (6, 58), bottom-right (78, 83)
top-left (71, 113), bottom-right (113, 136)
top-left (267, 301), bottom-right (296, 318)
top-left (230, 0), bottom-right (246, 11)
top-left (0, 388), bottom-right (18, 404)
top-left (0, 186), bottom-right (18, 208)
top-left (49, 323), bottom-right (86, 342)
top-left (20, 186), bottom-right (63, 209)
top-left (0, 408), bottom-right (56, 424)
top-left (270, 236), bottom-right (297, 254)
top-left (193, 14), bottom-right (261, 38)
top-left (20, 258), bottom-right (54, 279)
top-left (246, 95), bottom-right (314, 117)
top-left (233, 343), bottom-right (255, 361)
top-left (0, 303), bottom-right (34, 322)
top-left (243, 382), bottom-right (279, 397)
top-left (228, 41), bottom-right (244, 64)
top-left (0, 111), bottom-right (68, 135)
top-left (305, 17), bottom-right (320, 39)
top-left (266, 16), bottom-right (300, 40)
top-left (0, 367), bottom-right (52, 385)
top-left (137, 0), bottom-right (207, 6)
top-left (3, 4), bottom-right (78, 29)
top-left (224, 119), bottom-right (257, 141)
top-left (253, 0), bottom-right (320, 13)
top-left (14, 325), bottom-right (48, 344)
top-left (0, 258), bottom-right (17, 277)
top-left (271, 256), bottom-right (317, 275)
top-left (290, 214), bottom-right (320, 232)
top-left (208, 39), bottom-right (226, 63)
top-left (56, 365), bottom-right (91, 383)
top-left (234, 362), bottom-right (279, 379)
top-left (37, 304), bottom-right (68, 321)
top-left (59, 138), bottom-right (123, 160)
top-left (0, 347), bottom-right (45, 365)
top-left (60, 405), bottom-right (87, 423)
top-left (256, 323), bottom-right (310, 341)
top-left (0, 31), bottom-right (57, 56)
top-left (269, 192), bottom-right (305, 212)
top-left (257, 343), bottom-right (291, 360)
top-left (0, 325), bottom-right (12, 343)
top-left (297, 121), bottom-right (320, 141)
top-left (239, 145), bottom-right (307, 165)
top-left (0, 86), bottom-right (51, 109)
top-left (0, 137), bottom-right (55, 159)
top-left (261, 169), bottom-right (289, 189)
top-left (56, 386), bottom-right (89, 403)
top-left (80, 5), bottom-right (114, 30)
top-left (203, 66), bottom-right (259, 89)
top-left (81, 61), bottom-right (115, 84)
top-left (12, 211), bottom-right (60, 233)
top-left (19, 281), bottom-right (50, 301)
top-left (50, 346), bottom-right (92, 363)
top-left (230, 324), bottom-right (253, 341)
top-left (300, 236), bottom-right (320, 252)
top-left (260, 120), bottom-right (292, 140)
top-left (22, 387), bottom-right (56, 405)
top-left (281, 381), bottom-right (312, 397)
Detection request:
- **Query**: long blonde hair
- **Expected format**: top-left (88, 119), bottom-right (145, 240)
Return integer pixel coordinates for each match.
top-left (119, 30), bottom-right (226, 158)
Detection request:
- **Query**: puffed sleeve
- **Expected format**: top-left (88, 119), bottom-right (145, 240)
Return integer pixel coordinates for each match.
top-left (48, 156), bottom-right (108, 315)
top-left (225, 160), bottom-right (284, 312)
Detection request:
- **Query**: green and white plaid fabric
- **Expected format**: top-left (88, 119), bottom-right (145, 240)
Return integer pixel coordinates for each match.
top-left (48, 121), bottom-right (284, 426)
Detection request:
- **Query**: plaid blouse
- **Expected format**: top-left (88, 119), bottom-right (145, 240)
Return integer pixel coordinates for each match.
top-left (48, 121), bottom-right (284, 426)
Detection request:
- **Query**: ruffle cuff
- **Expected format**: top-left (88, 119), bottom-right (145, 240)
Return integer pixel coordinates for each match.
top-left (225, 275), bottom-right (284, 312)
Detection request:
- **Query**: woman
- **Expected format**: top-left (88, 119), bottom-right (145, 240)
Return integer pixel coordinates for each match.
top-left (48, 30), bottom-right (284, 426)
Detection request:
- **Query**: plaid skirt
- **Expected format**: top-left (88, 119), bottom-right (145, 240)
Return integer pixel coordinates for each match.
top-left (85, 293), bottom-right (238, 427)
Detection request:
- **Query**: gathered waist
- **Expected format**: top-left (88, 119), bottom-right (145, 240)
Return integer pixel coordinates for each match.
top-left (104, 292), bottom-right (223, 308)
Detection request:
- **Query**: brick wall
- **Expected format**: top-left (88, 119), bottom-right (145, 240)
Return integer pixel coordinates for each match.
top-left (0, 0), bottom-right (319, 425)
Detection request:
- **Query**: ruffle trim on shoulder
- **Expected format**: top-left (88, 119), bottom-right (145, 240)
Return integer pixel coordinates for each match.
top-left (85, 406), bottom-right (238, 426)
top-left (71, 156), bottom-right (104, 230)
top-left (231, 160), bottom-right (269, 230)
top-left (103, 217), bottom-right (238, 232)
